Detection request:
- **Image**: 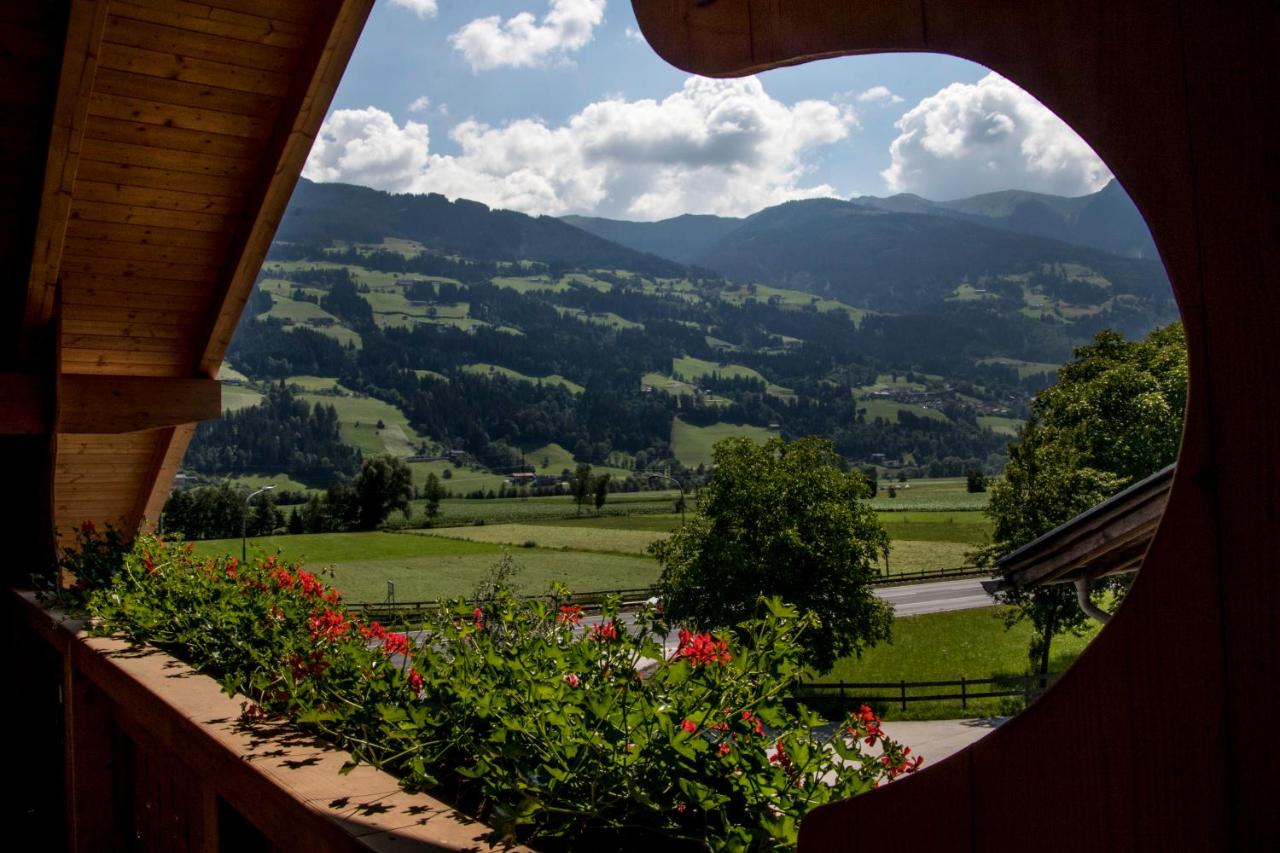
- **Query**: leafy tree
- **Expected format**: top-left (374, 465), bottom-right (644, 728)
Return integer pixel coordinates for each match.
top-left (422, 472), bottom-right (445, 523)
top-left (980, 323), bottom-right (1186, 673)
top-left (351, 455), bottom-right (414, 530)
top-left (652, 436), bottom-right (892, 673)
top-left (966, 469), bottom-right (988, 493)
top-left (571, 463), bottom-right (593, 517)
top-left (593, 473), bottom-right (611, 514)
top-left (860, 466), bottom-right (879, 498)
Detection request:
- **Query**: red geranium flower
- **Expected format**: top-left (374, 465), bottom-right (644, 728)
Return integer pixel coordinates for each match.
top-left (408, 667), bottom-right (424, 694)
top-left (590, 620), bottom-right (619, 641)
top-left (557, 605), bottom-right (583, 625)
top-left (382, 632), bottom-right (411, 657)
top-left (681, 719), bottom-right (698, 733)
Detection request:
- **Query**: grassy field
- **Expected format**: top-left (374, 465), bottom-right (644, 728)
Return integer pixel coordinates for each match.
top-left (190, 531), bottom-right (659, 602)
top-left (221, 385), bottom-right (263, 413)
top-left (225, 473), bottom-right (313, 493)
top-left (870, 478), bottom-right (992, 512)
top-left (294, 385), bottom-right (426, 457)
top-left (670, 418), bottom-right (777, 468)
top-left (884, 540), bottom-right (973, 572)
top-left (672, 356), bottom-right (793, 397)
top-left (414, 524), bottom-right (667, 556)
top-left (877, 511), bottom-right (991, 546)
top-left (811, 606), bottom-right (1100, 720)
top-left (415, 492), bottom-right (682, 526)
top-left (857, 397), bottom-right (948, 423)
top-left (462, 363), bottom-right (584, 394)
top-left (977, 356), bottom-right (1060, 378)
top-left (977, 415), bottom-right (1023, 436)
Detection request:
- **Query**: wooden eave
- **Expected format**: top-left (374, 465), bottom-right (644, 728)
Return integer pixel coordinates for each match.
top-left (1, 0), bottom-right (374, 548)
top-left (989, 464), bottom-right (1175, 591)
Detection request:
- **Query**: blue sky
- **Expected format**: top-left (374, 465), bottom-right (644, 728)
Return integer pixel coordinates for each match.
top-left (305, 1), bottom-right (1111, 220)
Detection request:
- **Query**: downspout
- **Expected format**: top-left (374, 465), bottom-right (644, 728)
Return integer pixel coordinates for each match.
top-left (1074, 578), bottom-right (1112, 624)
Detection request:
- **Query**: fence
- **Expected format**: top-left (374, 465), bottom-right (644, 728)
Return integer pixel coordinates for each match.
top-left (351, 586), bottom-right (658, 625)
top-left (872, 566), bottom-right (993, 585)
top-left (793, 672), bottom-right (1063, 711)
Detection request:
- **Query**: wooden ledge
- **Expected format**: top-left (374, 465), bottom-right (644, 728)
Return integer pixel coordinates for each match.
top-left (13, 588), bottom-right (527, 852)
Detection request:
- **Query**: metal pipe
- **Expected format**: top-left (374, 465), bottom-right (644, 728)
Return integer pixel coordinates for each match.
top-left (1074, 577), bottom-right (1112, 624)
top-left (643, 471), bottom-right (686, 525)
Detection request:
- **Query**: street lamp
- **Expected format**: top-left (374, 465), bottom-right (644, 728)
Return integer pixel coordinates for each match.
top-left (242, 485), bottom-right (275, 562)
top-left (643, 471), bottom-right (686, 525)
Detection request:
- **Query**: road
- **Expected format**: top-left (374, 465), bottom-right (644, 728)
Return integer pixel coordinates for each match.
top-left (584, 577), bottom-right (998, 655)
top-left (874, 578), bottom-right (997, 616)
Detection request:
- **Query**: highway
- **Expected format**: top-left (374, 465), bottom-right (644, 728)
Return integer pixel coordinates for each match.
top-left (874, 578), bottom-right (997, 616)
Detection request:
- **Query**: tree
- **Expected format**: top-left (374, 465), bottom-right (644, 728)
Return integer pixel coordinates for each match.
top-left (652, 436), bottom-right (892, 673)
top-left (966, 469), bottom-right (988, 493)
top-left (980, 323), bottom-right (1186, 673)
top-left (571, 463), bottom-right (593, 516)
top-left (593, 473), bottom-right (611, 514)
top-left (422, 472), bottom-right (445, 524)
top-left (351, 455), bottom-right (414, 530)
top-left (860, 466), bottom-right (879, 498)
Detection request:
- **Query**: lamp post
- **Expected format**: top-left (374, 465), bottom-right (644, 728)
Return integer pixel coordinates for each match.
top-left (242, 485), bottom-right (275, 562)
top-left (644, 471), bottom-right (686, 525)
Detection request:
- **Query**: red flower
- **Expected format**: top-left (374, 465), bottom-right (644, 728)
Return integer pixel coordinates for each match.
top-left (297, 569), bottom-right (324, 598)
top-left (557, 604), bottom-right (583, 625)
top-left (382, 632), bottom-right (411, 657)
top-left (360, 621), bottom-right (388, 641)
top-left (681, 719), bottom-right (698, 733)
top-left (142, 551), bottom-right (156, 574)
top-left (473, 607), bottom-right (484, 630)
top-left (675, 631), bottom-right (731, 666)
top-left (271, 567), bottom-right (295, 590)
top-left (225, 558), bottom-right (239, 578)
top-left (675, 802), bottom-right (687, 814)
top-left (80, 520), bottom-right (96, 535)
top-left (719, 743), bottom-right (731, 756)
top-left (323, 588), bottom-right (341, 605)
top-left (407, 668), bottom-right (424, 694)
top-left (590, 620), bottom-right (619, 642)
top-left (562, 673), bottom-right (580, 688)
top-left (307, 608), bottom-right (350, 643)
top-left (741, 710), bottom-right (764, 736)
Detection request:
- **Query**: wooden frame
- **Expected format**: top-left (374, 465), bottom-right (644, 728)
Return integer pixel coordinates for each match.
top-left (631, 0), bottom-right (1278, 848)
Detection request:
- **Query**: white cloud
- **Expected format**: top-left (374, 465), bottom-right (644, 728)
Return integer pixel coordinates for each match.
top-left (623, 26), bottom-right (644, 43)
top-left (304, 107), bottom-right (431, 191)
top-left (303, 76), bottom-right (857, 219)
top-left (855, 86), bottom-right (903, 104)
top-left (882, 72), bottom-right (1111, 199)
top-left (450, 0), bottom-right (606, 70)
top-left (389, 0), bottom-right (437, 19)
top-left (408, 95), bottom-right (431, 113)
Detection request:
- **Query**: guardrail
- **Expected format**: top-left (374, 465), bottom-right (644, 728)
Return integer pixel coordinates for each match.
top-left (794, 672), bottom-right (1062, 711)
top-left (351, 587), bottom-right (658, 625)
top-left (871, 566), bottom-right (995, 585)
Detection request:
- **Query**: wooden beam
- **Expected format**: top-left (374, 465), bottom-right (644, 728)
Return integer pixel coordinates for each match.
top-left (132, 423), bottom-right (195, 531)
top-left (55, 374), bottom-right (221, 433)
top-left (197, 0), bottom-right (374, 376)
top-left (0, 373), bottom-right (49, 434)
top-left (19, 0), bottom-right (111, 361)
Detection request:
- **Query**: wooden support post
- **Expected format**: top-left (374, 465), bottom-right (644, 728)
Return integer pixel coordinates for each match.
top-left (64, 653), bottom-right (122, 853)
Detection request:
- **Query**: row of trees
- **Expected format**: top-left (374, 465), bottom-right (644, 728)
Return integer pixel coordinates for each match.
top-left (162, 456), bottom-right (415, 540)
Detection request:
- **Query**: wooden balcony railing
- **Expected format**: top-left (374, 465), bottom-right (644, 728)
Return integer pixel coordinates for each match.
top-left (8, 588), bottom-right (524, 852)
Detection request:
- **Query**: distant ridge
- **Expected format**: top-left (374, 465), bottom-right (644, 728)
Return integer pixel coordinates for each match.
top-left (561, 180), bottom-right (1158, 266)
top-left (277, 179), bottom-right (690, 278)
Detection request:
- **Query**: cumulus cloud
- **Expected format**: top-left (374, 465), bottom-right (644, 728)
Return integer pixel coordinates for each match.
top-left (450, 0), bottom-right (606, 70)
top-left (408, 95), bottom-right (431, 113)
top-left (304, 107), bottom-right (431, 191)
top-left (623, 26), bottom-right (644, 43)
top-left (389, 0), bottom-right (437, 19)
top-left (855, 86), bottom-right (903, 104)
top-left (882, 72), bottom-right (1111, 199)
top-left (303, 76), bottom-right (856, 219)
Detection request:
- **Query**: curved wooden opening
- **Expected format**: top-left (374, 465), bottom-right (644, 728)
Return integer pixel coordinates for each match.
top-left (631, 1), bottom-right (1276, 848)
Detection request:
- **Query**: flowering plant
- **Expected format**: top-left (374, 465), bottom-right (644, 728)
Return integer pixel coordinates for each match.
top-left (87, 534), bottom-right (918, 850)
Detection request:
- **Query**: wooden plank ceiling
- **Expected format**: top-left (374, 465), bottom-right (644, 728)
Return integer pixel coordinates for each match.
top-left (1, 0), bottom-right (372, 551)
